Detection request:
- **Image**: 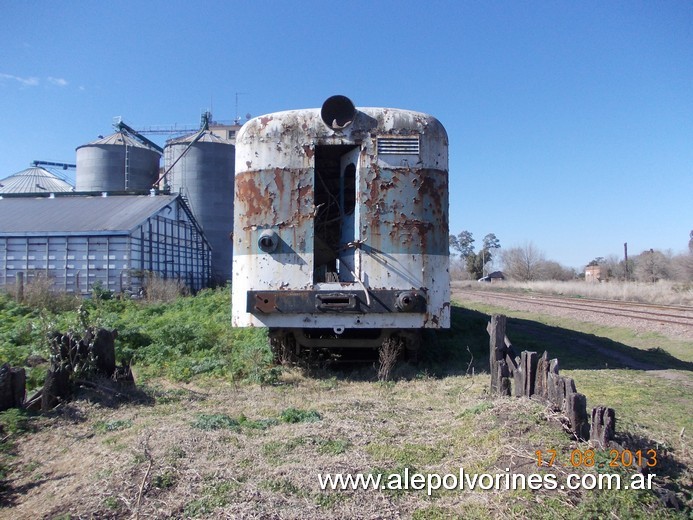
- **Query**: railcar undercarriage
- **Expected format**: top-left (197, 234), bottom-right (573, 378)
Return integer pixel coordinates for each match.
top-left (268, 327), bottom-right (422, 365)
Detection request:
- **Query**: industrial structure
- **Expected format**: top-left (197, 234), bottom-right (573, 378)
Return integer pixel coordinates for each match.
top-left (0, 193), bottom-right (210, 295)
top-left (0, 163), bottom-right (74, 194)
top-left (75, 124), bottom-right (161, 192)
top-left (0, 110), bottom-right (243, 294)
top-left (162, 115), bottom-right (235, 282)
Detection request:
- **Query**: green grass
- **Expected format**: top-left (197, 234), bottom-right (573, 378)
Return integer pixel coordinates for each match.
top-left (454, 298), bottom-right (692, 515)
top-left (1, 293), bottom-right (690, 518)
top-left (456, 299), bottom-right (693, 365)
top-left (564, 369), bottom-right (692, 446)
top-left (0, 287), bottom-right (277, 386)
top-left (183, 480), bottom-right (239, 517)
top-left (93, 419), bottom-right (133, 434)
top-left (279, 408), bottom-right (321, 424)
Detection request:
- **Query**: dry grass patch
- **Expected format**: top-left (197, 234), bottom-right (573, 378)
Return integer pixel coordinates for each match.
top-left (0, 368), bottom-right (688, 518)
top-left (455, 279), bottom-right (693, 306)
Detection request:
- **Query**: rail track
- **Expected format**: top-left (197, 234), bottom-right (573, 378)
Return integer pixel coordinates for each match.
top-left (457, 288), bottom-right (693, 329)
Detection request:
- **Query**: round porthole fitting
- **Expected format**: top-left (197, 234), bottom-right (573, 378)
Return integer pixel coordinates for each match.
top-left (258, 230), bottom-right (279, 253)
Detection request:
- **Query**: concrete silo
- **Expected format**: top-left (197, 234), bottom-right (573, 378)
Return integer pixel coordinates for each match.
top-left (76, 131), bottom-right (161, 192)
top-left (164, 130), bottom-right (234, 282)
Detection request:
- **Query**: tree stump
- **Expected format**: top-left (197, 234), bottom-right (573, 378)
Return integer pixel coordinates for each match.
top-left (41, 366), bottom-right (71, 411)
top-left (0, 363), bottom-right (12, 411)
top-left (10, 367), bottom-right (26, 409)
top-left (0, 364), bottom-right (25, 411)
top-left (93, 328), bottom-right (118, 377)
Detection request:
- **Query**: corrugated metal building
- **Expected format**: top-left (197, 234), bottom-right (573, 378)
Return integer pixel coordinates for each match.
top-left (0, 166), bottom-right (74, 194)
top-left (0, 193), bottom-right (211, 295)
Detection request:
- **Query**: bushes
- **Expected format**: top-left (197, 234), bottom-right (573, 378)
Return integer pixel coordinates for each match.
top-left (0, 287), bottom-right (276, 386)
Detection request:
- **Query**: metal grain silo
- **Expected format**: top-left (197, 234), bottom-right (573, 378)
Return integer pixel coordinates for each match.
top-left (0, 166), bottom-right (74, 194)
top-left (164, 130), bottom-right (235, 282)
top-left (76, 131), bottom-right (160, 192)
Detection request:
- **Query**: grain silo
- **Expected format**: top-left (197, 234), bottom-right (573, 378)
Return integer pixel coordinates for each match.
top-left (0, 166), bottom-right (74, 194)
top-left (76, 131), bottom-right (161, 192)
top-left (164, 129), bottom-right (234, 282)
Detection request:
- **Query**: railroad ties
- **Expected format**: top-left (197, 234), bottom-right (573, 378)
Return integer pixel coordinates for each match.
top-left (487, 314), bottom-right (614, 447)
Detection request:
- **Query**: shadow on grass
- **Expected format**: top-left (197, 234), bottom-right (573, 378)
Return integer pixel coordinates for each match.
top-left (292, 304), bottom-right (692, 381)
top-left (422, 306), bottom-right (693, 376)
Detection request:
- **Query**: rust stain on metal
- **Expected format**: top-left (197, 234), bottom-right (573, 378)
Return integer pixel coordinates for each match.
top-left (260, 116), bottom-right (273, 130)
top-left (302, 145), bottom-right (314, 158)
top-left (236, 172), bottom-right (272, 220)
top-left (273, 167), bottom-right (285, 197)
top-left (254, 292), bottom-right (277, 313)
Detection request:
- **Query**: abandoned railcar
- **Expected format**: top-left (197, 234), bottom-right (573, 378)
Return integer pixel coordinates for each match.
top-left (231, 95), bottom-right (449, 354)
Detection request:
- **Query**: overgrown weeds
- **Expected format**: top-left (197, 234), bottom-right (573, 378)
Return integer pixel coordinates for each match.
top-left (0, 286), bottom-right (278, 387)
top-left (378, 336), bottom-right (403, 382)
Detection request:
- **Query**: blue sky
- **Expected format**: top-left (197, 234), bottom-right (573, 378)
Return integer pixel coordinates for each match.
top-left (1, 1), bottom-right (691, 269)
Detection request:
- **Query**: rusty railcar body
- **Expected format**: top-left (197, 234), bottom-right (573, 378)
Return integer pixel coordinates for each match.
top-left (232, 96), bottom-right (449, 353)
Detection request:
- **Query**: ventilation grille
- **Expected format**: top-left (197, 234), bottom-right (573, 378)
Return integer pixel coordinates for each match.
top-left (377, 137), bottom-right (420, 155)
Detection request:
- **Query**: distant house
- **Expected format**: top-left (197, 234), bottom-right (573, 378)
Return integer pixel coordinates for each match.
top-left (0, 193), bottom-right (211, 295)
top-left (479, 271), bottom-right (505, 283)
top-left (585, 265), bottom-right (605, 283)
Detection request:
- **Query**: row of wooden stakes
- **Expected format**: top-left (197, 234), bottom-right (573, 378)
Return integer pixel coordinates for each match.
top-left (488, 314), bottom-right (615, 447)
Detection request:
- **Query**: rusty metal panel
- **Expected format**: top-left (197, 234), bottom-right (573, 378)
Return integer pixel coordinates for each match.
top-left (232, 97), bottom-right (449, 331)
top-left (247, 289), bottom-right (427, 314)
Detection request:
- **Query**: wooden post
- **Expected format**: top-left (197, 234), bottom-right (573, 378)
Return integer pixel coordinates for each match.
top-left (566, 392), bottom-right (589, 440)
top-left (590, 406), bottom-right (616, 448)
top-left (534, 351), bottom-right (550, 400)
top-left (497, 360), bottom-right (511, 396)
top-left (16, 272), bottom-right (24, 302)
top-left (520, 351), bottom-right (538, 397)
top-left (547, 359), bottom-right (561, 409)
top-left (488, 315), bottom-right (510, 395)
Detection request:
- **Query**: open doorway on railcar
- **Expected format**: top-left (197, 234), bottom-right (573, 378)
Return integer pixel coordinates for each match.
top-left (313, 144), bottom-right (359, 284)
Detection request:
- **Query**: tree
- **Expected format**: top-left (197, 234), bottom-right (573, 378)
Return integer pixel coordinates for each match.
top-left (481, 233), bottom-right (501, 276)
top-left (541, 260), bottom-right (576, 281)
top-left (634, 249), bottom-right (670, 283)
top-left (501, 242), bottom-right (546, 281)
top-left (483, 233), bottom-right (501, 251)
top-left (587, 257), bottom-right (606, 267)
top-left (449, 230), bottom-right (475, 258)
top-left (449, 231), bottom-right (501, 279)
top-left (465, 251), bottom-right (485, 280)
top-left (671, 252), bottom-right (693, 282)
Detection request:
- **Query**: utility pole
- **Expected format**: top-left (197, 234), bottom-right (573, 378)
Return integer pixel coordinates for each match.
top-left (624, 242), bottom-right (628, 280)
top-left (235, 92), bottom-right (248, 125)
